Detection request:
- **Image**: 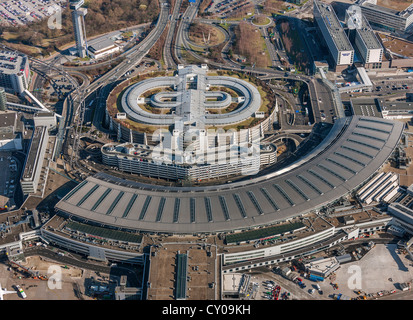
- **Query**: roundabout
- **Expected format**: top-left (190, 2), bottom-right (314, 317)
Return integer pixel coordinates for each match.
top-left (251, 14), bottom-right (272, 27)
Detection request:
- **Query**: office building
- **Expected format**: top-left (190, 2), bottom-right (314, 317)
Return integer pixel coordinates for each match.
top-left (33, 112), bottom-right (57, 129)
top-left (87, 32), bottom-right (122, 60)
top-left (0, 87), bottom-right (6, 111)
top-left (0, 51), bottom-right (30, 94)
top-left (20, 126), bottom-right (48, 195)
top-left (313, 0), bottom-right (354, 71)
top-left (70, 0), bottom-right (88, 58)
top-left (345, 5), bottom-right (383, 68)
top-left (357, 0), bottom-right (413, 33)
top-left (0, 111), bottom-right (22, 151)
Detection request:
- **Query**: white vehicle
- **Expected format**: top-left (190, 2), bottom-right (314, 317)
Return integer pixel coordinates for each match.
top-left (16, 285), bottom-right (27, 299)
top-left (0, 284), bottom-right (16, 300)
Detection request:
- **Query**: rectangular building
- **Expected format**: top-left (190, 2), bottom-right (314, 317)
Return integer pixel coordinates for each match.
top-left (359, 1), bottom-right (413, 33)
top-left (346, 7), bottom-right (383, 67)
top-left (0, 111), bottom-right (22, 151)
top-left (378, 100), bottom-right (413, 119)
top-left (0, 51), bottom-right (30, 94)
top-left (388, 203), bottom-right (413, 235)
top-left (305, 256), bottom-right (340, 278)
top-left (314, 0), bottom-right (354, 70)
top-left (20, 126), bottom-right (48, 195)
top-left (87, 32), bottom-right (121, 60)
top-left (175, 253), bottom-right (188, 300)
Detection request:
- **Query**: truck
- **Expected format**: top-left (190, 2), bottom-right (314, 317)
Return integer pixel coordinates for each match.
top-left (308, 274), bottom-right (324, 282)
top-left (16, 285), bottom-right (27, 299)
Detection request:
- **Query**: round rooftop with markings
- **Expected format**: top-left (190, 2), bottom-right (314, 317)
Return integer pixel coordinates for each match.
top-left (119, 64), bottom-right (262, 131)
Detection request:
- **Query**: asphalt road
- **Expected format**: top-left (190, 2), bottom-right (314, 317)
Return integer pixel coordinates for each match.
top-left (164, 0), bottom-right (183, 69)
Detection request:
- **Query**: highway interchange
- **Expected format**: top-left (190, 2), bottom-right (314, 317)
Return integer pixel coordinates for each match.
top-left (15, 0), bottom-right (413, 215)
top-left (27, 0), bottom-right (363, 193)
top-left (19, 0), bottom-right (413, 176)
top-left (16, 0), bottom-right (333, 181)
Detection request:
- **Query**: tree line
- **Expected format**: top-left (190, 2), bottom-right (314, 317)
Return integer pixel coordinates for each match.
top-left (0, 0), bottom-right (160, 56)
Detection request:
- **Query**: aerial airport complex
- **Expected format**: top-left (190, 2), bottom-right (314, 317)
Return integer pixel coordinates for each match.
top-left (1, 0), bottom-right (413, 301)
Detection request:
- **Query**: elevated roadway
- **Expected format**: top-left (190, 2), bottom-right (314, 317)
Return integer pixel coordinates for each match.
top-left (163, 0), bottom-right (183, 69)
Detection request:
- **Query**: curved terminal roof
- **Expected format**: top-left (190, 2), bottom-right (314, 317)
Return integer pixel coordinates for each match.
top-left (55, 116), bottom-right (404, 234)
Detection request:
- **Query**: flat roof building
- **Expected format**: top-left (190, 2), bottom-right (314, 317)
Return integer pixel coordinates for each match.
top-left (55, 116), bottom-right (404, 235)
top-left (350, 98), bottom-right (382, 117)
top-left (87, 32), bottom-right (121, 60)
top-left (0, 111), bottom-right (22, 151)
top-left (0, 51), bottom-right (30, 94)
top-left (314, 0), bottom-right (354, 70)
top-left (357, 0), bottom-right (413, 33)
top-left (20, 126), bottom-right (48, 195)
top-left (345, 5), bottom-right (383, 67)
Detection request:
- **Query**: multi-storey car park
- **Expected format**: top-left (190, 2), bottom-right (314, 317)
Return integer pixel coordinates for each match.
top-left (0, 50), bottom-right (30, 94)
top-left (102, 64), bottom-right (278, 181)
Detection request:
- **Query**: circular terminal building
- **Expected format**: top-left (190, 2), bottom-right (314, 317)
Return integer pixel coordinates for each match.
top-left (57, 115), bottom-right (404, 235)
top-left (103, 64), bottom-right (278, 181)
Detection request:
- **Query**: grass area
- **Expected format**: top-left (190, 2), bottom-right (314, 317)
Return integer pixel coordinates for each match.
top-left (252, 15), bottom-right (271, 26)
top-left (189, 23), bottom-right (226, 46)
top-left (232, 21), bottom-right (271, 68)
top-left (377, 0), bottom-right (411, 11)
top-left (277, 19), bottom-right (310, 72)
top-left (225, 10), bottom-right (255, 21)
top-left (181, 46), bottom-right (204, 64)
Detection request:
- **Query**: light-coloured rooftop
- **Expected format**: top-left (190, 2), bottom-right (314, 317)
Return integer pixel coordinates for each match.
top-left (55, 116), bottom-right (404, 234)
top-left (315, 0), bottom-right (354, 52)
